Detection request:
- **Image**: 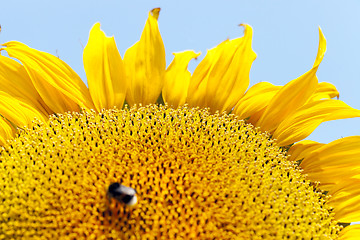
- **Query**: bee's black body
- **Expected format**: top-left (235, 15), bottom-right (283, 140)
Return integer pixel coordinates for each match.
top-left (107, 182), bottom-right (137, 206)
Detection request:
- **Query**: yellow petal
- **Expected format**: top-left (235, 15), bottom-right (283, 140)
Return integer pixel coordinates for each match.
top-left (273, 99), bottom-right (360, 146)
top-left (339, 224), bottom-right (360, 240)
top-left (0, 55), bottom-right (52, 116)
top-left (255, 27), bottom-right (326, 133)
top-left (123, 8), bottom-right (166, 106)
top-left (187, 24), bottom-right (256, 113)
top-left (305, 166), bottom-right (360, 191)
top-left (233, 82), bottom-right (281, 120)
top-left (0, 91), bottom-right (47, 127)
top-left (313, 27), bottom-right (326, 67)
top-left (0, 117), bottom-right (15, 145)
top-left (83, 23), bottom-right (127, 112)
top-left (246, 108), bottom-right (265, 125)
top-left (298, 136), bottom-right (360, 190)
top-left (238, 81), bottom-right (337, 128)
top-left (3, 41), bottom-right (95, 113)
top-left (185, 45), bottom-right (218, 109)
top-left (163, 51), bottom-right (200, 107)
top-left (328, 179), bottom-right (360, 222)
top-left (300, 136), bottom-right (360, 170)
top-left (294, 137), bottom-right (360, 213)
top-left (287, 140), bottom-right (324, 162)
top-left (308, 82), bottom-right (339, 102)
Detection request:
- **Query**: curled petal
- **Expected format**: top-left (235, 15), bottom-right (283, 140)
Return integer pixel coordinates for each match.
top-left (233, 82), bottom-right (281, 120)
top-left (241, 81), bottom-right (338, 128)
top-left (124, 8), bottom-right (166, 106)
top-left (273, 99), bottom-right (360, 146)
top-left (3, 41), bottom-right (95, 113)
top-left (313, 27), bottom-right (326, 68)
top-left (0, 55), bottom-right (51, 116)
top-left (255, 27), bottom-right (326, 133)
top-left (308, 82), bottom-right (339, 102)
top-left (163, 51), bottom-right (200, 107)
top-left (187, 24), bottom-right (256, 113)
top-left (83, 23), bottom-right (127, 112)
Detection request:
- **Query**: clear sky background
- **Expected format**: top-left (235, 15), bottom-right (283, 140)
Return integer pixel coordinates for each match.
top-left (0, 1), bottom-right (359, 144)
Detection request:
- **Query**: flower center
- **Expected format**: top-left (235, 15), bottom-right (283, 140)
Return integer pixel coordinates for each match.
top-left (0, 105), bottom-right (340, 239)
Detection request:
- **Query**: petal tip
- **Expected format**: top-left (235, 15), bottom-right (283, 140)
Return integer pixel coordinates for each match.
top-left (150, 8), bottom-right (161, 20)
top-left (313, 26), bottom-right (326, 68)
top-left (194, 51), bottom-right (201, 59)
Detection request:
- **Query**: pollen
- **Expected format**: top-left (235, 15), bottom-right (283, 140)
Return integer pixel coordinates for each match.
top-left (0, 105), bottom-right (340, 239)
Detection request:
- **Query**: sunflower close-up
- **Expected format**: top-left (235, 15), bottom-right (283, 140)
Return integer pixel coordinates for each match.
top-left (1, 7), bottom-right (360, 240)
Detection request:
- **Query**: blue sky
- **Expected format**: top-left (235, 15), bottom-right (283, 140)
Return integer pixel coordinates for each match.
top-left (0, 1), bottom-right (359, 144)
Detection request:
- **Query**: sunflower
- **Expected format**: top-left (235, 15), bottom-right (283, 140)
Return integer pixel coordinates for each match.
top-left (0, 8), bottom-right (360, 239)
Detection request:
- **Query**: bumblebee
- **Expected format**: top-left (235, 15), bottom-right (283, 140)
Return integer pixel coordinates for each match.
top-left (107, 182), bottom-right (137, 207)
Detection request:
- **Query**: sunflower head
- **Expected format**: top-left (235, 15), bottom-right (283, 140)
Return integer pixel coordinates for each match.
top-left (0, 8), bottom-right (359, 240)
top-left (0, 105), bottom-right (341, 239)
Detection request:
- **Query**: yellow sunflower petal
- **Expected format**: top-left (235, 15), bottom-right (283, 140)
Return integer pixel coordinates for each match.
top-left (255, 27), bottom-right (326, 133)
top-left (308, 82), bottom-right (339, 102)
top-left (0, 91), bottom-right (48, 127)
top-left (298, 136), bottom-right (360, 190)
top-left (233, 82), bottom-right (281, 120)
top-left (313, 27), bottom-right (326, 67)
top-left (187, 24), bottom-right (256, 113)
top-left (0, 117), bottom-right (14, 145)
top-left (246, 108), bottom-right (265, 125)
top-left (83, 23), bottom-right (127, 112)
top-left (328, 178), bottom-right (360, 222)
top-left (305, 166), bottom-right (360, 191)
top-left (185, 45), bottom-right (218, 109)
top-left (0, 55), bottom-right (51, 116)
top-left (273, 99), bottom-right (360, 146)
top-left (300, 136), bottom-right (360, 170)
top-left (339, 224), bottom-right (360, 240)
top-left (287, 140), bottom-right (324, 162)
top-left (3, 41), bottom-right (95, 113)
top-left (163, 51), bottom-right (200, 107)
top-left (294, 137), bottom-right (360, 222)
top-left (123, 8), bottom-right (166, 106)
top-left (242, 81), bottom-right (338, 127)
